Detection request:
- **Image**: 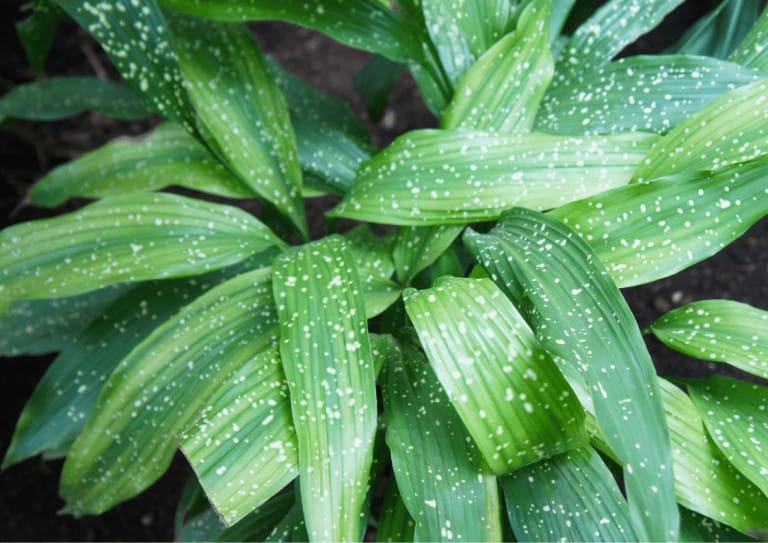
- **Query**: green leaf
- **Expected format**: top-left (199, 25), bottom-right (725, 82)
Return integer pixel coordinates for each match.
top-left (404, 277), bottom-right (587, 474)
top-left (0, 285), bottom-right (128, 357)
top-left (180, 347), bottom-right (297, 526)
top-left (15, 0), bottom-right (64, 72)
top-left (687, 375), bottom-right (768, 497)
top-left (464, 209), bottom-right (678, 541)
top-left (659, 378), bottom-right (768, 535)
top-left (679, 506), bottom-right (756, 542)
top-left (29, 123), bottom-right (252, 207)
top-left (160, 0), bottom-right (423, 65)
top-left (0, 193), bottom-right (283, 315)
top-left (273, 236), bottom-right (377, 542)
top-left (264, 491), bottom-right (309, 542)
top-left (537, 55), bottom-right (762, 136)
top-left (549, 157), bottom-right (768, 287)
top-left (382, 340), bottom-right (502, 541)
top-left (60, 268), bottom-right (280, 515)
top-left (375, 479), bottom-right (415, 543)
top-left (353, 55), bottom-right (406, 123)
top-left (393, 225), bottom-right (463, 285)
top-left (169, 16), bottom-right (308, 239)
top-left (633, 79), bottom-right (768, 181)
top-left (668, 0), bottom-right (762, 59)
top-left (331, 130), bottom-right (657, 225)
top-left (651, 300), bottom-right (768, 380)
top-left (551, 0), bottom-right (685, 89)
top-left (54, 0), bottom-right (193, 128)
top-left (344, 226), bottom-right (401, 318)
top-left (214, 492), bottom-right (296, 541)
top-left (729, 3), bottom-right (768, 72)
top-left (501, 446), bottom-right (638, 542)
top-left (0, 77), bottom-right (153, 123)
top-left (441, 0), bottom-right (553, 133)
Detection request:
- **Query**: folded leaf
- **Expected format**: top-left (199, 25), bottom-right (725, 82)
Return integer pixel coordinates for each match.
top-left (61, 268), bottom-right (280, 515)
top-left (730, 3), bottom-right (768, 72)
top-left (29, 123), bottom-right (252, 207)
top-left (549, 158), bottom-right (768, 287)
top-left (0, 77), bottom-right (152, 124)
top-left (464, 209), bottom-right (678, 541)
top-left (331, 130), bottom-right (657, 225)
top-left (651, 300), bottom-right (768, 380)
top-left (501, 446), bottom-right (638, 542)
top-left (404, 277), bottom-right (587, 474)
top-left (0, 193), bottom-right (283, 315)
top-left (538, 55), bottom-right (762, 135)
top-left (442, 0), bottom-right (553, 133)
top-left (169, 15), bottom-right (308, 238)
top-left (54, 0), bottom-right (193, 128)
top-left (273, 236), bottom-right (377, 542)
top-left (382, 341), bottom-right (502, 541)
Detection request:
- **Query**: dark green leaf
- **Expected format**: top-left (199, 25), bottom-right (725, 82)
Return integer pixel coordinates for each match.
top-left (679, 506), bottom-right (756, 542)
top-left (376, 479), bottom-right (415, 543)
top-left (464, 209), bottom-right (678, 541)
top-left (15, 0), bottom-right (64, 72)
top-left (729, 3), bottom-right (768, 72)
top-left (214, 492), bottom-right (296, 541)
top-left (273, 236), bottom-right (377, 542)
top-left (353, 55), bottom-right (405, 122)
top-left (393, 225), bottom-right (463, 284)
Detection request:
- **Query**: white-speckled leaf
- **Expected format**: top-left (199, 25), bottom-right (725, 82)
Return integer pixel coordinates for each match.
top-left (169, 15), bottom-right (308, 238)
top-left (0, 77), bottom-right (151, 123)
top-left (330, 129), bottom-right (657, 225)
top-left (549, 157), bottom-right (768, 287)
top-left (404, 277), bottom-right (588, 474)
top-left (60, 268), bottom-right (280, 515)
top-left (651, 300), bottom-right (768, 380)
top-left (537, 55), bottom-right (762, 135)
top-left (382, 341), bottom-right (502, 542)
top-left (29, 123), bottom-right (252, 207)
top-left (393, 225), bottom-right (463, 284)
top-left (0, 193), bottom-right (284, 315)
top-left (551, 0), bottom-right (685, 91)
top-left (273, 236), bottom-right (377, 542)
top-left (501, 446), bottom-right (638, 542)
top-left (180, 347), bottom-right (298, 526)
top-left (442, 0), bottom-right (552, 133)
top-left (730, 3), bottom-right (768, 72)
top-left (464, 209), bottom-right (678, 541)
top-left (54, 0), bottom-right (193, 127)
top-left (343, 226), bottom-right (400, 318)
top-left (679, 506), bottom-right (755, 542)
top-left (633, 79), bottom-right (768, 181)
top-left (687, 375), bottom-right (768, 498)
top-left (659, 378), bottom-right (768, 535)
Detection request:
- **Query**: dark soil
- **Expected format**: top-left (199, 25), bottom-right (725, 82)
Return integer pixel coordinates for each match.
top-left (1, 1), bottom-right (766, 540)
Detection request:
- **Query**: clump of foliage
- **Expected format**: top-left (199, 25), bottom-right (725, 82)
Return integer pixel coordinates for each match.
top-left (2, 0), bottom-right (768, 541)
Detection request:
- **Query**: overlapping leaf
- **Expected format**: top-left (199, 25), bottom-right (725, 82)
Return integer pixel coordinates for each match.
top-left (382, 341), bottom-right (502, 541)
top-left (0, 77), bottom-right (152, 123)
top-left (169, 15), bottom-right (308, 238)
top-left (549, 157), bottom-right (768, 287)
top-left (464, 209), bottom-right (678, 541)
top-left (0, 193), bottom-right (283, 315)
top-left (60, 268), bottom-right (280, 515)
top-left (730, 3), bottom-right (768, 72)
top-left (538, 55), bottom-right (762, 135)
top-left (392, 225), bottom-right (463, 284)
top-left (331, 130), bottom-right (657, 225)
top-left (404, 277), bottom-right (587, 473)
top-left (651, 300), bottom-right (768, 379)
top-left (353, 55), bottom-right (405, 122)
top-left (375, 480), bottom-right (415, 543)
top-left (679, 506), bottom-right (754, 542)
top-left (273, 236), bottom-right (377, 542)
top-left (29, 123), bottom-right (252, 207)
top-left (501, 446), bottom-right (638, 542)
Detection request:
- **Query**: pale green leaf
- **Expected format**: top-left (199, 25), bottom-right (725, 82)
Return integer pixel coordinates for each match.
top-left (29, 123), bottom-right (252, 207)
top-left (0, 193), bottom-right (283, 315)
top-left (464, 209), bottom-right (678, 541)
top-left (60, 268), bottom-right (279, 515)
top-left (549, 158), bottom-right (768, 287)
top-left (54, 0), bottom-right (193, 128)
top-left (687, 375), bottom-right (768, 498)
top-left (0, 77), bottom-right (152, 123)
top-left (651, 300), bottom-right (768, 380)
top-left (537, 55), bottom-right (762, 136)
top-left (501, 446), bottom-right (638, 542)
top-left (442, 0), bottom-right (553, 133)
top-left (169, 15), bottom-right (308, 238)
top-left (404, 277), bottom-right (587, 474)
top-left (633, 79), bottom-right (768, 181)
top-left (273, 236), bottom-right (377, 542)
top-left (375, 479), bottom-right (415, 543)
top-left (331, 130), bottom-right (657, 225)
top-left (549, 0), bottom-right (576, 42)
top-left (393, 225), bottom-right (463, 284)
top-left (730, 3), bottom-right (768, 72)
top-left (382, 341), bottom-right (502, 542)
